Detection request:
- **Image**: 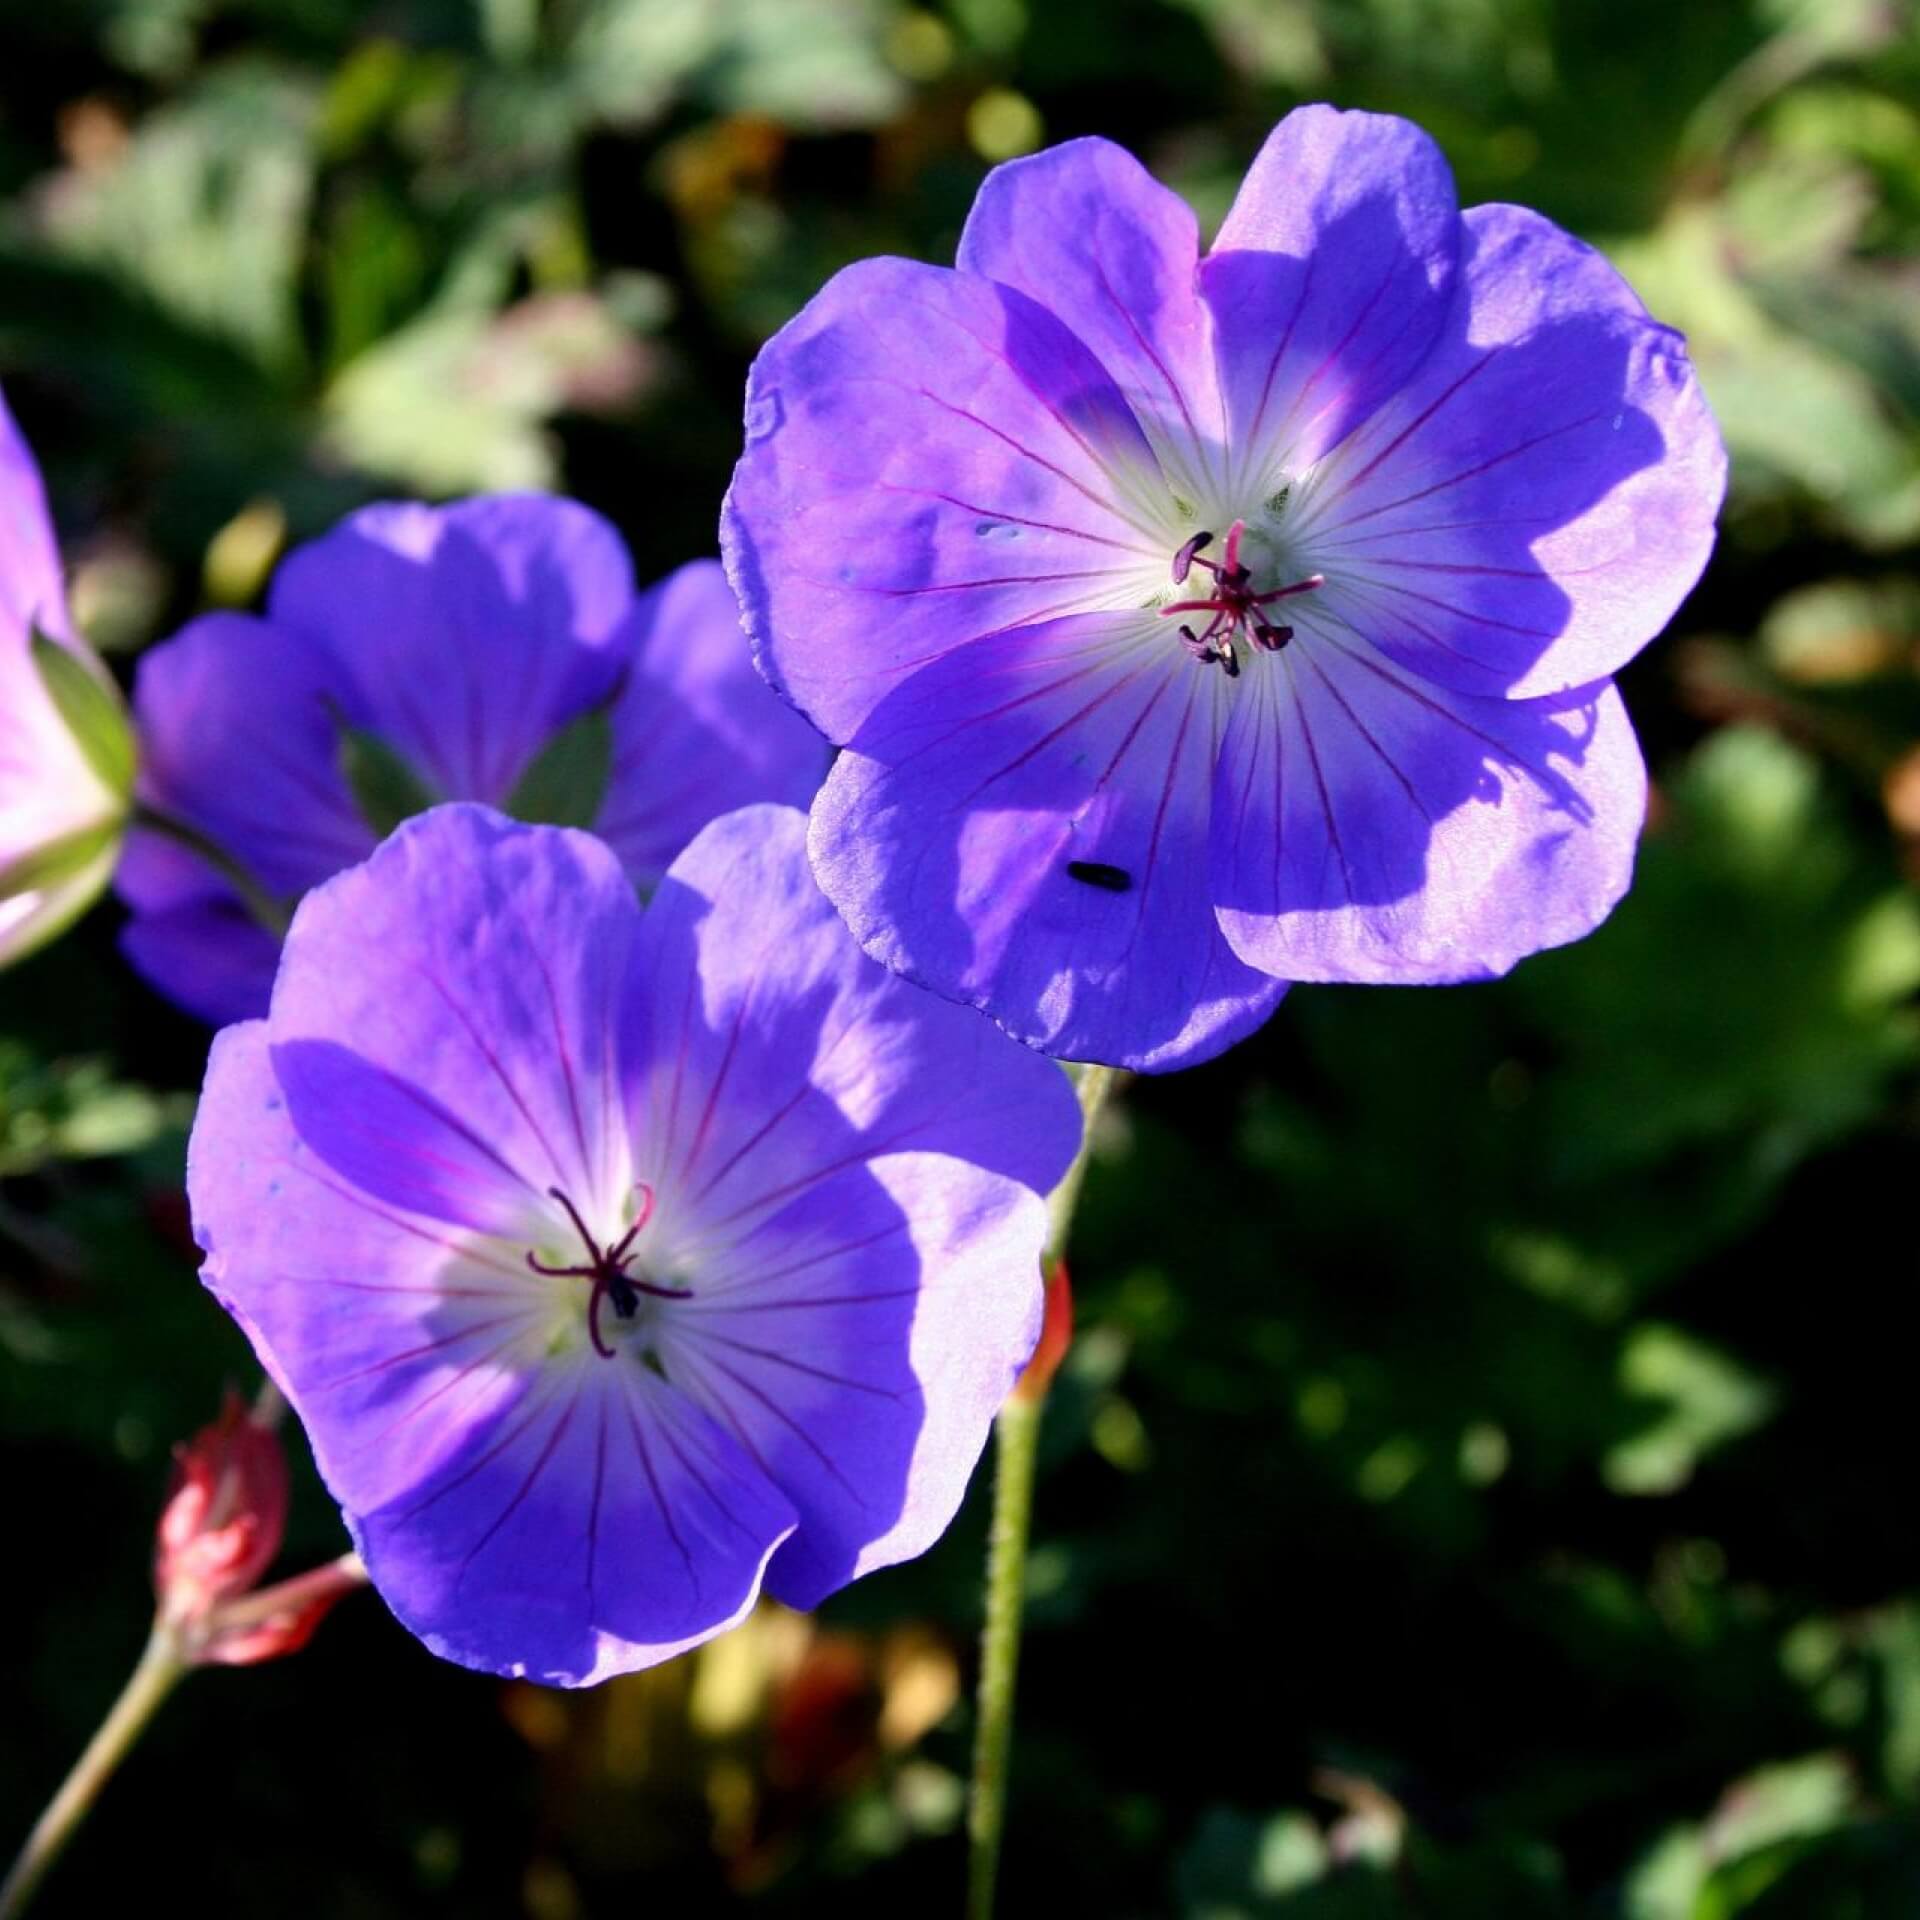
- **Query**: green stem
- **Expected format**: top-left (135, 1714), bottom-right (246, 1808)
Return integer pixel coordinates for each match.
top-left (966, 1063), bottom-right (1120, 1920)
top-left (967, 1389), bottom-right (1043, 1920)
top-left (130, 804), bottom-right (292, 939)
top-left (0, 1626), bottom-right (187, 1920)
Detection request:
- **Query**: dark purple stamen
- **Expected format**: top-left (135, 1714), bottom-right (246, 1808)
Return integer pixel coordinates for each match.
top-left (1170, 530), bottom-right (1214, 584)
top-left (1160, 519), bottom-right (1321, 673)
top-left (526, 1184), bottom-right (690, 1360)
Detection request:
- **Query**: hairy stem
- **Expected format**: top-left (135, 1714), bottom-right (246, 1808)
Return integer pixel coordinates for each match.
top-left (966, 1063), bottom-right (1120, 1920)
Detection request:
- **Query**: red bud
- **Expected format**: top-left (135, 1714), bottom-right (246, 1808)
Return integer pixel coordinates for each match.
top-left (151, 1391), bottom-right (363, 1666)
top-left (154, 1391), bottom-right (288, 1623)
top-left (1011, 1260), bottom-right (1073, 1407)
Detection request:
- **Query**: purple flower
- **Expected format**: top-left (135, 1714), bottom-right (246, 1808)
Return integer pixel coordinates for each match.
top-left (121, 495), bottom-right (827, 1025)
top-left (0, 381), bottom-right (132, 966)
top-left (723, 106), bottom-right (1727, 1071)
top-left (187, 802), bottom-right (1079, 1685)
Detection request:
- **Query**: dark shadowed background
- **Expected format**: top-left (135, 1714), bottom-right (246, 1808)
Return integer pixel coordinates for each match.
top-left (4, 0), bottom-right (1920, 1913)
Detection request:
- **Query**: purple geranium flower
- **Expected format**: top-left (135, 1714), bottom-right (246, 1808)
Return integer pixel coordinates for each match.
top-left (723, 105), bottom-right (1727, 1071)
top-left (187, 802), bottom-right (1079, 1685)
top-left (0, 381), bottom-right (130, 965)
top-left (121, 495), bottom-right (827, 1025)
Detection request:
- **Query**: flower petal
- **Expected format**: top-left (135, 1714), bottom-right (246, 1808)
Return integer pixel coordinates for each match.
top-left (629, 803), bottom-right (1082, 1222)
top-left (267, 806), bottom-right (642, 1235)
top-left (118, 892), bottom-right (283, 1027)
top-left (191, 1022), bottom-right (794, 1687)
top-left (268, 496), bottom-right (630, 801)
top-left (0, 383), bottom-right (66, 641)
top-left (1208, 638), bottom-right (1645, 983)
top-left (1, 384), bottom-right (119, 955)
top-left (192, 1022), bottom-right (551, 1515)
top-left (723, 257), bottom-right (1169, 743)
top-left (957, 137), bottom-right (1226, 504)
top-left (1201, 104), bottom-right (1462, 483)
top-left (360, 1364), bottom-right (796, 1686)
top-left (811, 617), bottom-right (1287, 1071)
top-left (1302, 204), bottom-right (1726, 700)
top-left (592, 559), bottom-right (829, 883)
top-left (123, 609), bottom-right (374, 919)
top-left (664, 1150), bottom-right (1046, 1610)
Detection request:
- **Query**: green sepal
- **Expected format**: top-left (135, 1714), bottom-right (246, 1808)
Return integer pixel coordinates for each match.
top-left (334, 713), bottom-right (439, 840)
top-left (0, 817), bottom-right (123, 966)
top-left (503, 706), bottom-right (613, 830)
top-left (31, 629), bottom-right (137, 802)
top-left (0, 817), bottom-right (124, 904)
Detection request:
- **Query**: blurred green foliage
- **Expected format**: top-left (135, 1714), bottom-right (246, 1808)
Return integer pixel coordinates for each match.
top-left (4, 0), bottom-right (1920, 1913)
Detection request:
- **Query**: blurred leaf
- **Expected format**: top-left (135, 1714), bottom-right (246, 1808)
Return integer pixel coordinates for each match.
top-left (324, 266), bottom-right (647, 494)
top-left (503, 705), bottom-right (614, 829)
top-left (334, 717), bottom-right (438, 839)
top-left (0, 1047), bottom-right (184, 1178)
top-left (1521, 726), bottom-right (1920, 1184)
top-left (35, 64), bottom-right (318, 375)
top-left (1625, 1753), bottom-right (1858, 1919)
top-left (1604, 1324), bottom-right (1777, 1495)
top-left (1611, 196), bottom-right (1920, 546)
top-left (569, 0), bottom-right (909, 133)
top-left (1723, 1819), bottom-right (1920, 1916)
top-left (1175, 1805), bottom-right (1396, 1918)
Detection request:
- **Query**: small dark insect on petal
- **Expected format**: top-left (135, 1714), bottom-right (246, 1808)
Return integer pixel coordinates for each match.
top-left (1066, 860), bottom-right (1132, 893)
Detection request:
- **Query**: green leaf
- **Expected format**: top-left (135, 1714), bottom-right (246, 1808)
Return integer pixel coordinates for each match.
top-left (503, 706), bottom-right (613, 829)
top-left (31, 631), bottom-right (136, 801)
top-left (39, 65), bottom-right (318, 375)
top-left (1603, 1324), bottom-right (1778, 1496)
top-left (335, 719), bottom-right (438, 840)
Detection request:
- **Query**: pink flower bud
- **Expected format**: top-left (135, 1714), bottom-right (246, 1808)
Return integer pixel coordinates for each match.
top-left (154, 1390), bottom-right (289, 1624)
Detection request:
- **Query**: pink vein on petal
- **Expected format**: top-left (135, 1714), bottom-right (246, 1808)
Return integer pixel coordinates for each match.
top-left (1282, 648), bottom-right (1355, 906)
top-left (454, 1397), bottom-right (579, 1583)
top-left (625, 1386), bottom-right (696, 1586)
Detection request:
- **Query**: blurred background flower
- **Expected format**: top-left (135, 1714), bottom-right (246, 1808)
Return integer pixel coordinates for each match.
top-left (4, 0), bottom-right (1920, 1914)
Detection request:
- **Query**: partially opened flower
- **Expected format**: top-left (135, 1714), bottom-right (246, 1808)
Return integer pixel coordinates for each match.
top-left (188, 803), bottom-right (1079, 1684)
top-left (121, 496), bottom-right (827, 1025)
top-left (0, 381), bottom-right (134, 965)
top-left (724, 105), bottom-right (1727, 1071)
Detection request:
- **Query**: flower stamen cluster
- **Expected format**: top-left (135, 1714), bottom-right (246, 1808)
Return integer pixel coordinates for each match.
top-left (1160, 520), bottom-right (1324, 677)
top-left (524, 1183), bottom-right (692, 1359)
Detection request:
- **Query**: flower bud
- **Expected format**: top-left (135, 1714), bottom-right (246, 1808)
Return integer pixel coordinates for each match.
top-left (1, 385), bottom-right (132, 968)
top-left (152, 1391), bottom-right (365, 1666)
top-left (154, 1391), bottom-right (289, 1625)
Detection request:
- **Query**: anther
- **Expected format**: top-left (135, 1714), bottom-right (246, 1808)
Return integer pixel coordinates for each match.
top-left (1170, 531), bottom-right (1214, 584)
